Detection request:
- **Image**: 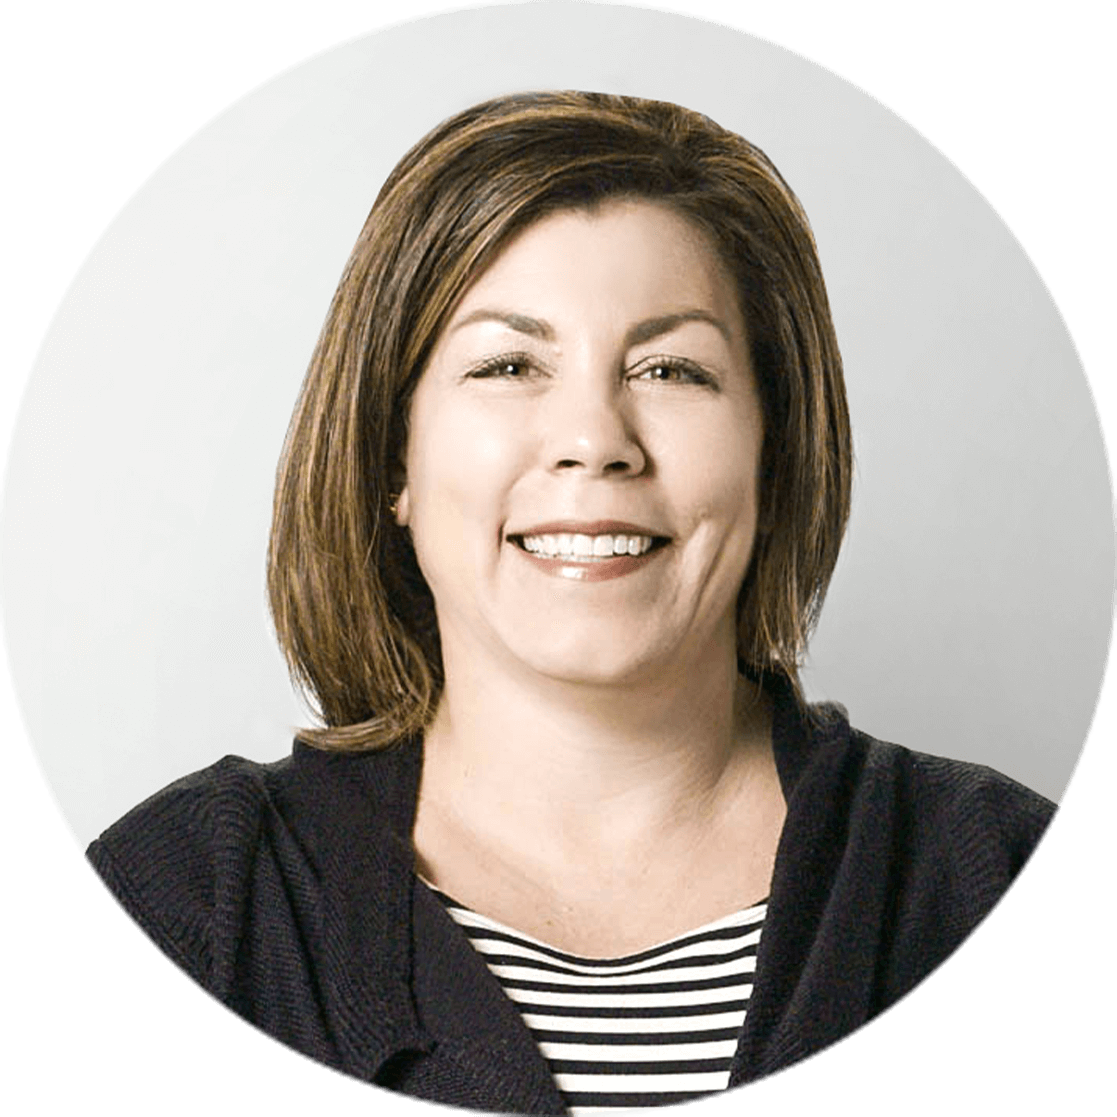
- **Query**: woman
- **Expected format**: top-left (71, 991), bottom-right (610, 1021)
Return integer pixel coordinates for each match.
top-left (87, 92), bottom-right (1053, 1112)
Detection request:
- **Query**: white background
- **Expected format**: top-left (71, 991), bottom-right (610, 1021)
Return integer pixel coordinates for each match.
top-left (6, 0), bottom-right (1108, 845)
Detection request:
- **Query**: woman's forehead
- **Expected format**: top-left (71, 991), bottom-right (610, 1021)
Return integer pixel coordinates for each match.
top-left (446, 200), bottom-right (745, 341)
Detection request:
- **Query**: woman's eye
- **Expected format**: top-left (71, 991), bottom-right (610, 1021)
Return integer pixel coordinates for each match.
top-left (633, 359), bottom-right (714, 387)
top-left (467, 356), bottom-right (534, 380)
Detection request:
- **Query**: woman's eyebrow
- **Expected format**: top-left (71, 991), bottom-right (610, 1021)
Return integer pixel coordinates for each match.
top-left (625, 310), bottom-right (731, 346)
top-left (450, 309), bottom-right (554, 340)
top-left (448, 307), bottom-right (731, 345)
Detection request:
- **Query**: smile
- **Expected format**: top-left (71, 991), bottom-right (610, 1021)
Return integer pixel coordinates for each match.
top-left (519, 532), bottom-right (655, 560)
top-left (507, 525), bottom-right (669, 582)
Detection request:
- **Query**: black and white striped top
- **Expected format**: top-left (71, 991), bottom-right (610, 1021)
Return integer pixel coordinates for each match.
top-left (428, 885), bottom-right (766, 1113)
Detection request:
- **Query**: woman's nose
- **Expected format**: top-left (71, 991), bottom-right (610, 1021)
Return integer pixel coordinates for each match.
top-left (542, 380), bottom-right (647, 477)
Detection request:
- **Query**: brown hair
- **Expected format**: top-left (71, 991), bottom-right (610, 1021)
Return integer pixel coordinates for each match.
top-left (268, 91), bottom-right (852, 749)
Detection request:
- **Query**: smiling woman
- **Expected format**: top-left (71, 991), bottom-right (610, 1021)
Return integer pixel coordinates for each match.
top-left (400, 202), bottom-right (763, 691)
top-left (86, 92), bottom-right (1053, 1114)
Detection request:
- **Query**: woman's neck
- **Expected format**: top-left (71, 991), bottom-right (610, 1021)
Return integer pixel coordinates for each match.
top-left (416, 639), bottom-right (771, 873)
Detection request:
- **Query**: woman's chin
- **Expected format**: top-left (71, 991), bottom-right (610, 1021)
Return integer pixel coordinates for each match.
top-left (499, 635), bottom-right (682, 691)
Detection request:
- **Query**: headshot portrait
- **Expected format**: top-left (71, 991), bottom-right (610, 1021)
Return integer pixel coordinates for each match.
top-left (2, 2), bottom-right (1113, 1114)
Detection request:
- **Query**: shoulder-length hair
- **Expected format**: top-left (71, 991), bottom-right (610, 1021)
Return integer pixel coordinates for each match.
top-left (268, 91), bottom-right (852, 750)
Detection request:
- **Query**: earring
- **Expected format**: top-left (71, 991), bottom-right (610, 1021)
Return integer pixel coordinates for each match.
top-left (388, 492), bottom-right (402, 517)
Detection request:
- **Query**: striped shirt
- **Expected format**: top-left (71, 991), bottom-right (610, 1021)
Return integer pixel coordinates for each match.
top-left (428, 885), bottom-right (766, 1113)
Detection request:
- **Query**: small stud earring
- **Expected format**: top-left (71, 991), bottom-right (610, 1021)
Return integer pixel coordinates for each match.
top-left (388, 492), bottom-right (402, 517)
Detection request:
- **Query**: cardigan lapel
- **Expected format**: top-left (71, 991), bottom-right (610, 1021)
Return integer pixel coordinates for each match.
top-left (407, 880), bottom-right (569, 1114)
top-left (730, 683), bottom-right (892, 1083)
top-left (282, 739), bottom-right (434, 1081)
top-left (286, 736), bottom-right (566, 1111)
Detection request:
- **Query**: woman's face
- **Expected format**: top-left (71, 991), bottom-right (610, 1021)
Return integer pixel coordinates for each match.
top-left (397, 199), bottom-right (764, 687)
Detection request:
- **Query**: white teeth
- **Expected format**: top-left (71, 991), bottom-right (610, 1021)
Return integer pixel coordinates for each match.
top-left (518, 532), bottom-right (656, 560)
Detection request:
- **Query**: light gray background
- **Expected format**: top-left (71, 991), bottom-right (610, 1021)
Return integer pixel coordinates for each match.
top-left (3, 3), bottom-right (1111, 846)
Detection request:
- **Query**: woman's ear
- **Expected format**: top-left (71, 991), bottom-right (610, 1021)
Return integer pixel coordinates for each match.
top-left (388, 452), bottom-right (410, 526)
top-left (393, 485), bottom-right (411, 527)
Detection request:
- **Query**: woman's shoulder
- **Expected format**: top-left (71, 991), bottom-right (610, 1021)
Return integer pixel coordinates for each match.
top-left (86, 754), bottom-right (296, 979)
top-left (779, 694), bottom-right (1056, 896)
top-left (89, 737), bottom-right (419, 859)
top-left (854, 722), bottom-right (1054, 837)
top-left (813, 704), bottom-right (1057, 888)
top-left (89, 754), bottom-right (291, 876)
top-left (86, 741), bottom-right (420, 992)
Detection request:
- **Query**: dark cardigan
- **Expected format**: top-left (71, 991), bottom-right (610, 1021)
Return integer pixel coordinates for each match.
top-left (87, 683), bottom-right (1054, 1112)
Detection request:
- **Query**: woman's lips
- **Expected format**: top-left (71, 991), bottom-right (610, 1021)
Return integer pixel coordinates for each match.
top-left (511, 538), bottom-right (665, 585)
top-left (511, 518), bottom-right (663, 537)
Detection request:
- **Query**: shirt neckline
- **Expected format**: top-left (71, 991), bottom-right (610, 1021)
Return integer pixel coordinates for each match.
top-left (415, 873), bottom-right (768, 964)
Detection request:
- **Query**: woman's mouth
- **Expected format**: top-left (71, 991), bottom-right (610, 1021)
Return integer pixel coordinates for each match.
top-left (507, 528), bottom-right (669, 581)
top-left (519, 531), bottom-right (655, 559)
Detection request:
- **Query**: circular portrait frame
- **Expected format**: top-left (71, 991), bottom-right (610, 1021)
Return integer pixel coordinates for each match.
top-left (6, 0), bottom-right (1108, 1103)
